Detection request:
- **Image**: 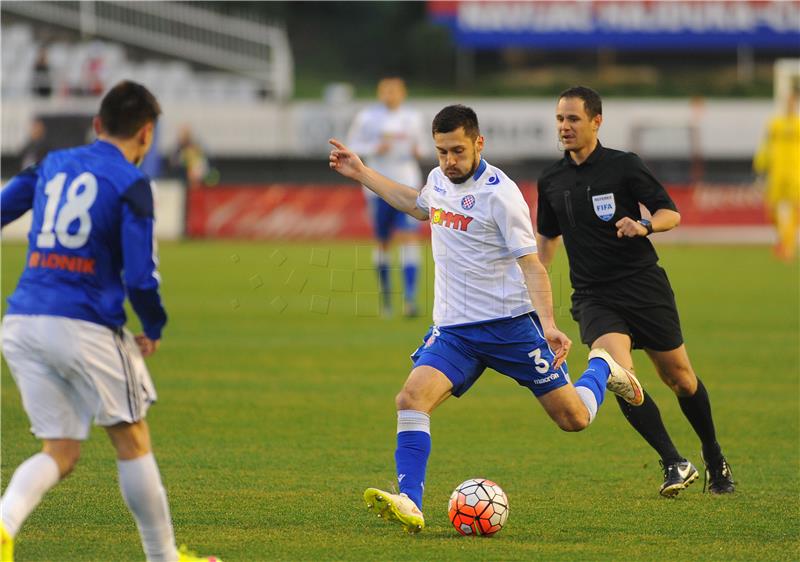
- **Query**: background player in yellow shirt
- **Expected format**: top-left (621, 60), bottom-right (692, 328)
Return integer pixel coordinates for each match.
top-left (754, 88), bottom-right (800, 262)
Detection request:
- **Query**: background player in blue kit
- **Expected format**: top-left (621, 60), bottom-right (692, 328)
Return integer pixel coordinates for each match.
top-left (330, 105), bottom-right (645, 534)
top-left (0, 81), bottom-right (220, 562)
top-left (346, 77), bottom-right (426, 316)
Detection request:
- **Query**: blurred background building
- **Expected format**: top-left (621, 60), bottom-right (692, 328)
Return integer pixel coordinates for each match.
top-left (2, 0), bottom-right (799, 242)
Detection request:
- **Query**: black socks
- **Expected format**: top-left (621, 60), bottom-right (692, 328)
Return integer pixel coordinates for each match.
top-left (616, 391), bottom-right (683, 465)
top-left (678, 378), bottom-right (722, 464)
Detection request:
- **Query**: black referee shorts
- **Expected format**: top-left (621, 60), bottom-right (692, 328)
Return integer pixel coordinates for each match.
top-left (570, 265), bottom-right (683, 352)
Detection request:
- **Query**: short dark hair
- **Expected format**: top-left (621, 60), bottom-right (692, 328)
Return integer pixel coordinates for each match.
top-left (432, 104), bottom-right (480, 139)
top-left (98, 80), bottom-right (161, 138)
top-left (558, 86), bottom-right (602, 118)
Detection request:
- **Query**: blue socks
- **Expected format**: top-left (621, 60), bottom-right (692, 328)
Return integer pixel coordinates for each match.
top-left (574, 357), bottom-right (609, 422)
top-left (400, 244), bottom-right (420, 306)
top-left (377, 262), bottom-right (391, 310)
top-left (402, 265), bottom-right (417, 304)
top-left (395, 410), bottom-right (431, 510)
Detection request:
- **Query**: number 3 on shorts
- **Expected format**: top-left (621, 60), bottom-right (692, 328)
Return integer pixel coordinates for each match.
top-left (528, 348), bottom-right (551, 374)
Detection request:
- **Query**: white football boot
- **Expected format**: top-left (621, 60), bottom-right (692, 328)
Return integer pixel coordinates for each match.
top-left (589, 348), bottom-right (644, 406)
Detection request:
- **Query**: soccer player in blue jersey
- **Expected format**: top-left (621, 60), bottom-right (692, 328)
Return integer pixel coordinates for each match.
top-left (329, 104), bottom-right (645, 534)
top-left (0, 81), bottom-right (220, 562)
top-left (346, 77), bottom-right (426, 316)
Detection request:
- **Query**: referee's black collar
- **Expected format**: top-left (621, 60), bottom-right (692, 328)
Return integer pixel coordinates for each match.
top-left (564, 141), bottom-right (605, 167)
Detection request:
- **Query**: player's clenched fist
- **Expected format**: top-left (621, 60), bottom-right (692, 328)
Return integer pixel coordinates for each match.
top-left (329, 138), bottom-right (365, 180)
top-left (615, 216), bottom-right (648, 238)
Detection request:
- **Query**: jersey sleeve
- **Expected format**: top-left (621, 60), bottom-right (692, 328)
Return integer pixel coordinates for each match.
top-left (626, 153), bottom-right (678, 214)
top-left (121, 178), bottom-right (167, 340)
top-left (346, 110), bottom-right (380, 157)
top-left (492, 180), bottom-right (537, 258)
top-left (415, 169), bottom-right (437, 214)
top-left (1, 166), bottom-right (38, 227)
top-left (535, 177), bottom-right (561, 237)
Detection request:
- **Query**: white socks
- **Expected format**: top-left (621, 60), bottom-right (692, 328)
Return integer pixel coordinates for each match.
top-left (400, 244), bottom-right (421, 268)
top-left (117, 453), bottom-right (178, 562)
top-left (397, 410), bottom-right (431, 434)
top-left (575, 386), bottom-right (598, 424)
top-left (0, 452), bottom-right (60, 537)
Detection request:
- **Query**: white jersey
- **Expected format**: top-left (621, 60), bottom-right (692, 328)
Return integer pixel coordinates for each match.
top-left (346, 103), bottom-right (425, 195)
top-left (416, 159), bottom-right (537, 327)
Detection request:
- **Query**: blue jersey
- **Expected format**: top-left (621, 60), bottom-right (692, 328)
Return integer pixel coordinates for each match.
top-left (1, 140), bottom-right (167, 339)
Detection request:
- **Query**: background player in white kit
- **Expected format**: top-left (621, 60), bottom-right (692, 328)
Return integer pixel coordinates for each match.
top-left (0, 81), bottom-right (219, 562)
top-left (346, 77), bottom-right (426, 316)
top-left (329, 104), bottom-right (645, 534)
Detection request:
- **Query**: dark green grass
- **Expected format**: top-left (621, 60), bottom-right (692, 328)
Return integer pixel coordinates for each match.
top-left (2, 241), bottom-right (798, 561)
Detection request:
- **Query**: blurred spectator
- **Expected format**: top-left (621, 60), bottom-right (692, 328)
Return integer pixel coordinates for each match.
top-left (31, 47), bottom-right (52, 97)
top-left (754, 88), bottom-right (800, 262)
top-left (20, 119), bottom-right (49, 169)
top-left (170, 125), bottom-right (217, 189)
top-left (82, 41), bottom-right (106, 96)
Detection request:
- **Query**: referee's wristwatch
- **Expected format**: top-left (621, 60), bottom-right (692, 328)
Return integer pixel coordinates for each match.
top-left (637, 218), bottom-right (654, 236)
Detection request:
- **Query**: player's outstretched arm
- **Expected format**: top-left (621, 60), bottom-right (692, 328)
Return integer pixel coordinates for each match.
top-left (329, 138), bottom-right (428, 221)
top-left (517, 253), bottom-right (571, 369)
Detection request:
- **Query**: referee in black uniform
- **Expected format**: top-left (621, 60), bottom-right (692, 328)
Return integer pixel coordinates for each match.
top-left (535, 86), bottom-right (734, 496)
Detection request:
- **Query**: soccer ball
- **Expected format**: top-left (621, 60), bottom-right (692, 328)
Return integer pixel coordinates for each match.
top-left (448, 478), bottom-right (509, 536)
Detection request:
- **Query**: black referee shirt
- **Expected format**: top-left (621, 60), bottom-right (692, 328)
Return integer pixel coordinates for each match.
top-left (536, 142), bottom-right (677, 289)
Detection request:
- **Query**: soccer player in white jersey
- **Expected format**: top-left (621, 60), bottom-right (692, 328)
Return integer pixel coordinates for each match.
top-left (346, 77), bottom-right (426, 316)
top-left (0, 82), bottom-right (219, 562)
top-left (329, 104), bottom-right (645, 534)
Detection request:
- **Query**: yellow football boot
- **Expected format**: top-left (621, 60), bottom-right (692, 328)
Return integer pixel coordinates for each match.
top-left (1, 523), bottom-right (13, 562)
top-left (177, 545), bottom-right (222, 562)
top-left (363, 488), bottom-right (425, 534)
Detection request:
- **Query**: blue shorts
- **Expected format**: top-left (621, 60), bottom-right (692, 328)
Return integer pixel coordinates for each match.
top-left (368, 197), bottom-right (418, 242)
top-left (410, 314), bottom-right (571, 397)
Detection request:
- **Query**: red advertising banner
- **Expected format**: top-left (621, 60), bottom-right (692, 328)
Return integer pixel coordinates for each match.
top-left (186, 183), bottom-right (768, 240)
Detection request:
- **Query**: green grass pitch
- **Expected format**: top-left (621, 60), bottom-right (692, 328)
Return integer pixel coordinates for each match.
top-left (2, 241), bottom-right (798, 561)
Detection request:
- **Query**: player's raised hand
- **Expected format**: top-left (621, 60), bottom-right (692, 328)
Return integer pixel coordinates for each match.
top-left (329, 138), bottom-right (365, 180)
top-left (135, 334), bottom-right (160, 357)
top-left (615, 216), bottom-right (648, 238)
top-left (543, 327), bottom-right (572, 370)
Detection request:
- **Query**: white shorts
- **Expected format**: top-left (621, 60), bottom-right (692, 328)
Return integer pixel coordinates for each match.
top-left (2, 314), bottom-right (157, 440)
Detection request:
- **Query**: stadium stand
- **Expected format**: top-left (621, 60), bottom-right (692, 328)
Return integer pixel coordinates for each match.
top-left (2, 23), bottom-right (265, 102)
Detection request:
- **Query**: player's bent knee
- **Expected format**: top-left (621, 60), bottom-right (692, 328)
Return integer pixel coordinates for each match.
top-left (557, 414), bottom-right (589, 432)
top-left (106, 420), bottom-right (152, 460)
top-left (43, 440), bottom-right (81, 478)
top-left (395, 388), bottom-right (423, 411)
top-left (661, 366), bottom-right (697, 397)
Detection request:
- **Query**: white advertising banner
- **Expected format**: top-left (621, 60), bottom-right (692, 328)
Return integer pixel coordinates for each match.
top-left (2, 97), bottom-right (773, 160)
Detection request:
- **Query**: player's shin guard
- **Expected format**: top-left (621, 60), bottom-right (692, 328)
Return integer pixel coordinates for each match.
top-left (0, 452), bottom-right (60, 537)
top-left (395, 410), bottom-right (431, 510)
top-left (574, 358), bottom-right (609, 423)
top-left (400, 244), bottom-right (420, 304)
top-left (117, 453), bottom-right (178, 562)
